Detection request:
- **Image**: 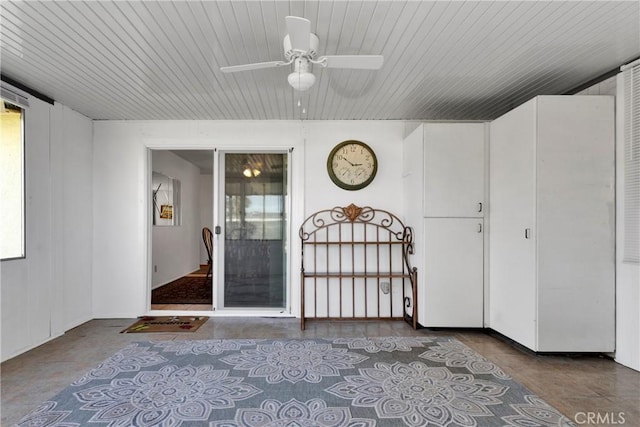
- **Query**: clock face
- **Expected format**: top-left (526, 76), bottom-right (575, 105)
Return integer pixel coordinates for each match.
top-left (327, 140), bottom-right (378, 190)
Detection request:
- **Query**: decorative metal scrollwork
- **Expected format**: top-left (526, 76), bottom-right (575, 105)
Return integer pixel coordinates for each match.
top-left (300, 204), bottom-right (409, 243)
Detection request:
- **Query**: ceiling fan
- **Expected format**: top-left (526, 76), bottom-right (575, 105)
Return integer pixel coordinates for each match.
top-left (220, 16), bottom-right (384, 91)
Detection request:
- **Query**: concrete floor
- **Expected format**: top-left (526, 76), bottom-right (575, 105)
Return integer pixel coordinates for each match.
top-left (2, 318), bottom-right (639, 426)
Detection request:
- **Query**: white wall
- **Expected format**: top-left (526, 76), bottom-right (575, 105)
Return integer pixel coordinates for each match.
top-left (151, 150), bottom-right (201, 288)
top-left (92, 120), bottom-right (407, 318)
top-left (1, 85), bottom-right (93, 362)
top-left (92, 121), bottom-right (304, 317)
top-left (303, 121), bottom-right (405, 214)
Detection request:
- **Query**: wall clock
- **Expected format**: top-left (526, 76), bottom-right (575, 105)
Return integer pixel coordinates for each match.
top-left (327, 140), bottom-right (378, 190)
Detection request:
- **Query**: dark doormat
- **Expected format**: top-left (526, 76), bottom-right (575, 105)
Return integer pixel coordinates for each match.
top-left (151, 276), bottom-right (212, 304)
top-left (120, 316), bottom-right (208, 333)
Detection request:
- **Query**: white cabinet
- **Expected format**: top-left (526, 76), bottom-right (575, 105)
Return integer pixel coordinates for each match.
top-left (402, 122), bottom-right (487, 327)
top-left (424, 123), bottom-right (485, 217)
top-left (424, 218), bottom-right (484, 327)
top-left (489, 95), bottom-right (615, 352)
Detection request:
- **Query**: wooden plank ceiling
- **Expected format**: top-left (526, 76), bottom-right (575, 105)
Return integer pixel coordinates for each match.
top-left (1, 1), bottom-right (638, 121)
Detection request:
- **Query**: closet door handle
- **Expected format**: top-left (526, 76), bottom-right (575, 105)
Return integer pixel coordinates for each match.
top-left (477, 223), bottom-right (483, 233)
top-left (478, 202), bottom-right (483, 213)
top-left (524, 228), bottom-right (531, 239)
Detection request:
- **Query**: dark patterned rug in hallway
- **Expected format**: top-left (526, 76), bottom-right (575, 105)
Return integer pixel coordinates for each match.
top-left (14, 336), bottom-right (576, 426)
top-left (151, 276), bottom-right (212, 304)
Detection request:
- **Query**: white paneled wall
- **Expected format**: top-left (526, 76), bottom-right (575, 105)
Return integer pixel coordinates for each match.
top-left (1, 86), bottom-right (93, 362)
top-left (57, 106), bottom-right (94, 332)
top-left (1, 91), bottom-right (53, 361)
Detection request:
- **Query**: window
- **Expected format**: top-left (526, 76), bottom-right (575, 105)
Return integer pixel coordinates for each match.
top-left (0, 97), bottom-right (25, 259)
top-left (623, 61), bottom-right (640, 263)
top-left (224, 153), bottom-right (287, 241)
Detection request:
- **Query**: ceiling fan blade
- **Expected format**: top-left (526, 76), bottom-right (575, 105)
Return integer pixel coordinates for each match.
top-left (220, 61), bottom-right (287, 73)
top-left (285, 16), bottom-right (311, 53)
top-left (319, 55), bottom-right (384, 70)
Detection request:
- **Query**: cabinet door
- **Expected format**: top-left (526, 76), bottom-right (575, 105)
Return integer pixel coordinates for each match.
top-left (424, 123), bottom-right (485, 217)
top-left (489, 99), bottom-right (537, 350)
top-left (535, 96), bottom-right (615, 352)
top-left (424, 218), bottom-right (484, 327)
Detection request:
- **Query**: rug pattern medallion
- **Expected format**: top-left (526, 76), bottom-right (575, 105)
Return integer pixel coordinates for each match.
top-left (15, 337), bottom-right (576, 427)
top-left (220, 340), bottom-right (369, 384)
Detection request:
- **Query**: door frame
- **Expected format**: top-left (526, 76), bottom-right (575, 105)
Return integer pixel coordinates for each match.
top-left (146, 147), bottom-right (215, 317)
top-left (145, 143), bottom-right (299, 318)
top-left (212, 148), bottom-right (293, 314)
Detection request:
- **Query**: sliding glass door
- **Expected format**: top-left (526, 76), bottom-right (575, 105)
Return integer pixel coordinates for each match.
top-left (217, 152), bottom-right (288, 309)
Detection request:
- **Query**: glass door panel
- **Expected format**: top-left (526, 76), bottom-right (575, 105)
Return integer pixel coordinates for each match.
top-left (221, 152), bottom-right (287, 308)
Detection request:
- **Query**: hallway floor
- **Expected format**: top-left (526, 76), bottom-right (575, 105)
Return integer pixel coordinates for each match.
top-left (2, 318), bottom-right (639, 426)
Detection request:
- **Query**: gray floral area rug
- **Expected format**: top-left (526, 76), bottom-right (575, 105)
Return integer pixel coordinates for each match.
top-left (15, 336), bottom-right (576, 426)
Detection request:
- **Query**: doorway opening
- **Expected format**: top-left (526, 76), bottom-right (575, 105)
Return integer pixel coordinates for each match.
top-left (150, 149), bottom-right (213, 311)
top-left (148, 149), bottom-right (290, 313)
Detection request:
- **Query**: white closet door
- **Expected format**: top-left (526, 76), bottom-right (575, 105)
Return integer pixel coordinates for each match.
top-left (424, 218), bottom-right (484, 327)
top-left (489, 99), bottom-right (537, 350)
top-left (424, 123), bottom-right (485, 217)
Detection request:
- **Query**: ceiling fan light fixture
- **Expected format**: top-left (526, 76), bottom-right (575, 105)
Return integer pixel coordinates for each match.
top-left (288, 71), bottom-right (315, 91)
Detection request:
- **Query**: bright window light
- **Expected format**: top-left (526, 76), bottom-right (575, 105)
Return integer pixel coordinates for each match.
top-left (1, 99), bottom-right (25, 259)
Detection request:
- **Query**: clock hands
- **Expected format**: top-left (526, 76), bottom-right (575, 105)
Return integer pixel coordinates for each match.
top-left (328, 141), bottom-right (377, 190)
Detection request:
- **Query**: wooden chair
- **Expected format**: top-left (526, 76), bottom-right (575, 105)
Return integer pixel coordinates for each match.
top-left (202, 227), bottom-right (214, 278)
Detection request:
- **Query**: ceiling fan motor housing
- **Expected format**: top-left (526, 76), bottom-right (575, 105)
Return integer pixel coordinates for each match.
top-left (284, 33), bottom-right (319, 60)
